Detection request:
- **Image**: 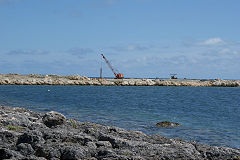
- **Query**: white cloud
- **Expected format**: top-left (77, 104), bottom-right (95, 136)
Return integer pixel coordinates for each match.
top-left (198, 38), bottom-right (226, 46)
top-left (109, 45), bottom-right (150, 52)
top-left (219, 48), bottom-right (240, 55)
top-left (7, 49), bottom-right (48, 55)
top-left (68, 48), bottom-right (94, 57)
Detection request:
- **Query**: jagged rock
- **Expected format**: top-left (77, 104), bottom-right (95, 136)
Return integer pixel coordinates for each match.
top-left (17, 143), bottom-right (35, 156)
top-left (17, 131), bottom-right (45, 147)
top-left (135, 79), bottom-right (147, 86)
top-left (156, 121), bottom-right (180, 127)
top-left (96, 141), bottom-right (112, 148)
top-left (34, 144), bottom-right (53, 158)
top-left (0, 130), bottom-right (19, 148)
top-left (67, 75), bottom-right (82, 80)
top-left (0, 148), bottom-right (25, 159)
top-left (126, 80), bottom-right (135, 86)
top-left (81, 76), bottom-right (90, 80)
top-left (48, 148), bottom-right (61, 159)
top-left (42, 111), bottom-right (66, 127)
top-left (146, 79), bottom-right (155, 86)
top-left (121, 80), bottom-right (129, 85)
top-left (0, 106), bottom-right (239, 160)
top-left (97, 148), bottom-right (117, 158)
top-left (60, 146), bottom-right (88, 160)
top-left (99, 80), bottom-right (115, 85)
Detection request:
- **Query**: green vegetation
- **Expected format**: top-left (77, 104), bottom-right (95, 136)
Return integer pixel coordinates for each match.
top-left (125, 152), bottom-right (131, 156)
top-left (233, 156), bottom-right (240, 160)
top-left (7, 126), bottom-right (23, 131)
top-left (70, 119), bottom-right (77, 129)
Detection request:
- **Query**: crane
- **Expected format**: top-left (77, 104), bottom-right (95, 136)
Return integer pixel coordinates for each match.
top-left (101, 54), bottom-right (124, 79)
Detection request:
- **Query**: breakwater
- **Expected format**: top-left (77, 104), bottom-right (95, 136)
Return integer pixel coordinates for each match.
top-left (0, 73), bottom-right (240, 87)
top-left (1, 106), bottom-right (240, 159)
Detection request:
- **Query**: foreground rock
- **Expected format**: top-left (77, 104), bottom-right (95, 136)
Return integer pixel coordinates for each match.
top-left (0, 106), bottom-right (240, 160)
top-left (42, 111), bottom-right (66, 128)
top-left (0, 73), bottom-right (240, 87)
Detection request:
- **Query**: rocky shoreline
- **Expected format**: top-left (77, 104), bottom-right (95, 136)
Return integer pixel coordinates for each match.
top-left (0, 73), bottom-right (240, 87)
top-left (0, 106), bottom-right (240, 160)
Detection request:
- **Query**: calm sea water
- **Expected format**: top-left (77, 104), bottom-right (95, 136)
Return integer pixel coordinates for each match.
top-left (0, 85), bottom-right (239, 148)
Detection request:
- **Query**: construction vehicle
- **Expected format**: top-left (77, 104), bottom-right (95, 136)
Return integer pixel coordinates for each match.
top-left (101, 54), bottom-right (124, 79)
top-left (170, 74), bottom-right (178, 79)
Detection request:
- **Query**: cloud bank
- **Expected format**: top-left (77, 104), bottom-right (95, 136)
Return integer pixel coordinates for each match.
top-left (109, 45), bottom-right (151, 52)
top-left (7, 49), bottom-right (48, 55)
top-left (198, 38), bottom-right (226, 46)
top-left (68, 48), bottom-right (95, 58)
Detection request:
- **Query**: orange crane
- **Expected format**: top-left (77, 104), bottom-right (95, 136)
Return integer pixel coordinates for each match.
top-left (101, 54), bottom-right (124, 79)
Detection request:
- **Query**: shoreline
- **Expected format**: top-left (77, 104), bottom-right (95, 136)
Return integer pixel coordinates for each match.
top-left (0, 105), bottom-right (240, 159)
top-left (1, 73), bottom-right (240, 87)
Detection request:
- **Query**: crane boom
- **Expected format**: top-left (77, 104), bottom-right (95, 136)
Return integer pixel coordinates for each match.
top-left (101, 54), bottom-right (117, 77)
top-left (101, 54), bottom-right (124, 79)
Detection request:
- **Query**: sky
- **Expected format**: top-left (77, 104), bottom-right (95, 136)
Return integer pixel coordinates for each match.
top-left (0, 0), bottom-right (240, 79)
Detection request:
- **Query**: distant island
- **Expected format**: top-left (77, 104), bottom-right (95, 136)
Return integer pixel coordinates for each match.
top-left (0, 73), bottom-right (240, 87)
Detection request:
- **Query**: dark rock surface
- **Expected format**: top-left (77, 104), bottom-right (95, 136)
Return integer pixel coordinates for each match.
top-left (42, 111), bottom-right (66, 128)
top-left (156, 121), bottom-right (180, 127)
top-left (0, 106), bottom-right (240, 160)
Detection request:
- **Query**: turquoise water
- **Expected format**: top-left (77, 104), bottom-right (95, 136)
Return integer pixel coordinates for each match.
top-left (0, 85), bottom-right (239, 148)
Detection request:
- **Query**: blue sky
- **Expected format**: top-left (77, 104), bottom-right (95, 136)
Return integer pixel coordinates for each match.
top-left (0, 0), bottom-right (240, 79)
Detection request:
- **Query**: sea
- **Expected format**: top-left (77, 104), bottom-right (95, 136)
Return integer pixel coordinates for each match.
top-left (0, 85), bottom-right (239, 148)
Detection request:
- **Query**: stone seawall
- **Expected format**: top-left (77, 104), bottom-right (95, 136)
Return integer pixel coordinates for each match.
top-left (0, 74), bottom-right (240, 87)
top-left (1, 106), bottom-right (240, 159)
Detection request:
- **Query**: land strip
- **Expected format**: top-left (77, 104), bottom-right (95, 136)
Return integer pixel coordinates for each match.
top-left (0, 74), bottom-right (240, 87)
